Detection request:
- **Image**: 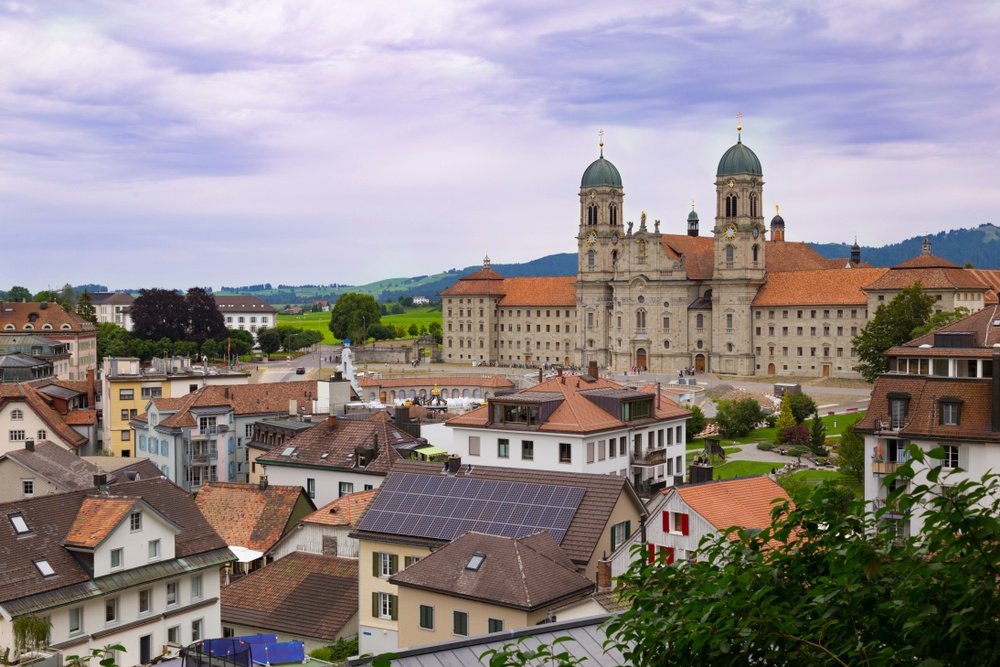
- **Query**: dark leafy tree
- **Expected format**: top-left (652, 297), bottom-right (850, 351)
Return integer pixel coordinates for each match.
top-left (96, 323), bottom-right (133, 362)
top-left (685, 404), bottom-right (707, 438)
top-left (809, 412), bottom-right (827, 455)
top-left (714, 398), bottom-right (764, 438)
top-left (173, 341), bottom-right (200, 358)
top-left (329, 293), bottom-right (382, 342)
top-left (33, 289), bottom-right (66, 306)
top-left (837, 418), bottom-right (866, 484)
top-left (786, 392), bottom-right (818, 424)
top-left (368, 322), bottom-right (397, 341)
top-left (75, 290), bottom-right (98, 324)
top-left (7, 285), bottom-right (31, 302)
top-left (185, 287), bottom-right (227, 344)
top-left (853, 282), bottom-right (935, 382)
top-left (131, 288), bottom-right (188, 341)
top-left (780, 423), bottom-right (809, 447)
top-left (428, 321), bottom-right (443, 344)
top-left (910, 306), bottom-right (970, 338)
top-left (407, 323), bottom-right (419, 337)
top-left (59, 283), bottom-right (76, 308)
top-left (257, 328), bottom-right (282, 355)
top-left (201, 338), bottom-right (219, 360)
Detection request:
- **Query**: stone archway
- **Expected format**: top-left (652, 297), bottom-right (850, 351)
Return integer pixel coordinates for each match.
top-left (767, 363), bottom-right (775, 375)
top-left (695, 354), bottom-right (706, 373)
top-left (635, 348), bottom-right (647, 371)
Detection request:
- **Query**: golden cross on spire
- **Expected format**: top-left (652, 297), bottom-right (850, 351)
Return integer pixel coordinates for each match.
top-left (691, 198), bottom-right (696, 210)
top-left (598, 129), bottom-right (604, 156)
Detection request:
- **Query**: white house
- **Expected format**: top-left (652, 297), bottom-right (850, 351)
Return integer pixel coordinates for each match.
top-left (444, 374), bottom-right (691, 491)
top-left (214, 296), bottom-right (277, 340)
top-left (268, 489), bottom-right (377, 561)
top-left (0, 477), bottom-right (232, 666)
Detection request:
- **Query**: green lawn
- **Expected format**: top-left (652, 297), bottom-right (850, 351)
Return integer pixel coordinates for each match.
top-left (713, 460), bottom-right (778, 479)
top-left (381, 306), bottom-right (442, 331)
top-left (789, 468), bottom-right (863, 496)
top-left (275, 306), bottom-right (442, 345)
top-left (703, 411), bottom-right (868, 447)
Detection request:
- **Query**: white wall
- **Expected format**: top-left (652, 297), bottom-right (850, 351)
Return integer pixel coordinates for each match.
top-left (262, 464), bottom-right (384, 508)
top-left (93, 509), bottom-right (177, 578)
top-left (270, 524), bottom-right (359, 560)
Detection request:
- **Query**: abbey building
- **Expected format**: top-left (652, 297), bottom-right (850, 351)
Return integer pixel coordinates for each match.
top-left (441, 131), bottom-right (1000, 378)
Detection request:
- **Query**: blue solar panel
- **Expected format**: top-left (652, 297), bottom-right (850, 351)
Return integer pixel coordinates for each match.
top-left (357, 472), bottom-right (586, 544)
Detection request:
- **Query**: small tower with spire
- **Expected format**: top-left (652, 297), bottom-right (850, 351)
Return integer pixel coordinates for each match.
top-left (687, 199), bottom-right (699, 237)
top-left (922, 236), bottom-right (932, 256)
top-left (771, 205), bottom-right (785, 242)
top-left (850, 234), bottom-right (861, 265)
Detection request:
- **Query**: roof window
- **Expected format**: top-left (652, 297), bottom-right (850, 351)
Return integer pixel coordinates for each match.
top-left (9, 513), bottom-right (29, 534)
top-left (281, 446), bottom-right (296, 456)
top-left (35, 559), bottom-right (55, 576)
top-left (466, 553), bottom-right (486, 571)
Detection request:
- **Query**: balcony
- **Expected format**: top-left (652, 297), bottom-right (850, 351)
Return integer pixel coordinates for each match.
top-left (872, 460), bottom-right (900, 475)
top-left (631, 448), bottom-right (667, 467)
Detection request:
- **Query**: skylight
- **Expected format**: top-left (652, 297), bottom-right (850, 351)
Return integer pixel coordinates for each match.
top-left (35, 559), bottom-right (55, 576)
top-left (9, 514), bottom-right (29, 534)
top-left (466, 554), bottom-right (486, 571)
top-left (281, 446), bottom-right (296, 456)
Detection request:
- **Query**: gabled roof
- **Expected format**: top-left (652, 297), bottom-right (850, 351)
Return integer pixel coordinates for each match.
top-left (2, 441), bottom-right (103, 491)
top-left (753, 268), bottom-right (888, 307)
top-left (499, 277), bottom-right (576, 307)
top-left (438, 267), bottom-right (507, 298)
top-left (221, 552), bottom-right (358, 642)
top-left (195, 481), bottom-right (315, 553)
top-left (672, 476), bottom-right (790, 540)
top-left (355, 460), bottom-right (643, 566)
top-left (63, 496), bottom-right (142, 548)
top-left (0, 477), bottom-right (228, 604)
top-left (89, 292), bottom-right (135, 306)
top-left (390, 531), bottom-right (593, 610)
top-left (148, 381), bottom-right (320, 430)
top-left (0, 384), bottom-right (88, 448)
top-left (892, 304), bottom-right (1000, 352)
top-left (255, 415), bottom-right (414, 474)
top-left (863, 260), bottom-right (989, 291)
top-left (213, 296), bottom-right (277, 313)
top-left (446, 374), bottom-right (690, 435)
top-left (964, 269), bottom-right (1000, 305)
top-left (0, 302), bottom-right (97, 333)
top-left (303, 489), bottom-right (377, 527)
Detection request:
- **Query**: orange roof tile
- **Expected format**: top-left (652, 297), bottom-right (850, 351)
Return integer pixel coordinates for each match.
top-left (304, 489), bottom-right (378, 527)
top-left (675, 476), bottom-right (790, 539)
top-left (64, 410), bottom-right (97, 426)
top-left (864, 266), bottom-right (989, 291)
top-left (0, 302), bottom-right (97, 332)
top-left (194, 482), bottom-right (315, 552)
top-left (964, 269), bottom-right (1000, 304)
top-left (499, 277), bottom-right (577, 307)
top-left (63, 496), bottom-right (140, 548)
top-left (753, 268), bottom-right (888, 307)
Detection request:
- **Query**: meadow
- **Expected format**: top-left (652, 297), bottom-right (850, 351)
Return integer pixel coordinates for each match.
top-left (276, 306), bottom-right (442, 345)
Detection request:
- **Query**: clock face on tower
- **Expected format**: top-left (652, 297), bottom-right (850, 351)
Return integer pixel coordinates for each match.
top-left (586, 232), bottom-right (597, 245)
top-left (611, 232), bottom-right (619, 245)
top-left (752, 226), bottom-right (760, 239)
top-left (723, 224), bottom-right (737, 240)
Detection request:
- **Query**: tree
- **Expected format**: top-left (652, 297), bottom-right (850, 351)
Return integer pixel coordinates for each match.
top-left (131, 288), bottom-right (188, 341)
top-left (7, 285), bottom-right (31, 302)
top-left (13, 614), bottom-right (52, 658)
top-left (59, 282), bottom-right (76, 308)
top-left (910, 306), bottom-right (971, 339)
top-left (774, 394), bottom-right (797, 440)
top-left (96, 323), bottom-right (133, 362)
top-left (173, 340), bottom-right (200, 358)
top-left (853, 282), bottom-right (935, 382)
top-left (329, 293), bottom-right (382, 342)
top-left (407, 323), bottom-right (419, 337)
top-left (257, 328), bottom-right (282, 355)
top-left (714, 398), bottom-right (764, 438)
top-left (76, 289), bottom-right (98, 324)
top-left (685, 404), bottom-right (707, 438)
top-left (808, 411), bottom-right (827, 456)
top-left (786, 392), bottom-right (817, 424)
top-left (33, 289), bottom-right (67, 306)
top-left (606, 451), bottom-right (1000, 666)
top-left (368, 322), bottom-right (397, 341)
top-left (428, 321), bottom-right (443, 344)
top-left (185, 287), bottom-right (227, 344)
top-left (201, 338), bottom-right (219, 360)
top-left (837, 418), bottom-right (865, 484)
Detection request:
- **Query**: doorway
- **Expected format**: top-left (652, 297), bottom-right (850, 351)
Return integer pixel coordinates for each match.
top-left (565, 356), bottom-right (571, 367)
top-left (695, 354), bottom-right (706, 373)
top-left (767, 363), bottom-right (776, 375)
top-left (822, 364), bottom-right (831, 377)
top-left (140, 635), bottom-right (152, 665)
top-left (635, 348), bottom-right (647, 371)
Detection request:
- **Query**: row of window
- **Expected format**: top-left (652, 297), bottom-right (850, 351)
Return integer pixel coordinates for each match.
top-left (224, 316), bottom-right (270, 324)
top-left (2, 323), bottom-right (74, 331)
top-left (9, 430), bottom-right (46, 442)
top-left (68, 576), bottom-right (204, 637)
top-left (757, 309), bottom-right (862, 320)
top-left (446, 308), bottom-right (575, 319)
top-left (138, 435), bottom-right (168, 456)
top-left (758, 346), bottom-right (856, 358)
top-left (758, 325), bottom-right (857, 337)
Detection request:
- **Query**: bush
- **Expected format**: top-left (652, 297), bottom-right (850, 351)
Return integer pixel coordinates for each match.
top-left (309, 637), bottom-right (359, 662)
top-left (781, 424), bottom-right (810, 447)
top-left (756, 442), bottom-right (775, 451)
top-left (788, 445), bottom-right (811, 457)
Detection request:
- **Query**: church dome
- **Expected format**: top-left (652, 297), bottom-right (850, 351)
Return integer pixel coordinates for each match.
top-left (717, 140), bottom-right (763, 177)
top-left (581, 156), bottom-right (622, 188)
top-left (687, 209), bottom-right (699, 222)
top-left (771, 213), bottom-right (785, 226)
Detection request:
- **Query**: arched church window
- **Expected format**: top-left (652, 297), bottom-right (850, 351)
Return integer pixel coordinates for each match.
top-left (753, 244), bottom-right (759, 262)
top-left (588, 250), bottom-right (595, 269)
top-left (612, 249), bottom-right (618, 264)
top-left (610, 204), bottom-right (618, 226)
top-left (726, 194), bottom-right (738, 218)
top-left (749, 193), bottom-right (758, 217)
top-left (663, 340), bottom-right (670, 349)
top-left (726, 342), bottom-right (734, 352)
top-left (636, 309), bottom-right (646, 329)
top-left (726, 245), bottom-right (735, 267)
top-left (696, 314), bottom-right (704, 329)
top-left (588, 204), bottom-right (598, 225)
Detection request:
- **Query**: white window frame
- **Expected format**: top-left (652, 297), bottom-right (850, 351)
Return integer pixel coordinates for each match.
top-left (105, 597), bottom-right (119, 625)
top-left (166, 581), bottom-right (179, 606)
top-left (69, 606), bottom-right (84, 636)
top-left (139, 587), bottom-right (153, 615)
top-left (191, 574), bottom-right (203, 600)
top-left (149, 539), bottom-right (161, 560)
top-left (110, 548), bottom-right (123, 569)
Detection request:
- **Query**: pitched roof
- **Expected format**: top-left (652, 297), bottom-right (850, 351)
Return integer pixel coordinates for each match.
top-left (765, 242), bottom-right (836, 272)
top-left (863, 265), bottom-right (989, 291)
top-left (894, 304), bottom-right (1000, 351)
top-left (499, 277), bottom-right (577, 307)
top-left (964, 269), bottom-right (1000, 304)
top-left (81, 456), bottom-right (165, 482)
top-left (89, 292), bottom-right (135, 306)
top-left (3, 441), bottom-right (102, 491)
top-left (0, 302), bottom-right (98, 333)
top-left (221, 552), bottom-right (358, 642)
top-left (151, 381), bottom-right (320, 429)
top-left (194, 482), bottom-right (315, 552)
top-left (390, 531), bottom-right (593, 610)
top-left (358, 376), bottom-right (515, 389)
top-left (255, 415), bottom-right (414, 474)
top-left (446, 374), bottom-right (690, 435)
top-left (753, 268), bottom-right (888, 307)
top-left (356, 460), bottom-right (642, 566)
top-left (303, 489), bottom-right (377, 527)
top-left (439, 267), bottom-right (508, 298)
top-left (674, 476), bottom-right (791, 539)
top-left (63, 496), bottom-right (141, 548)
top-left (0, 477), bottom-right (228, 603)
top-left (0, 384), bottom-right (88, 448)
top-left (213, 296), bottom-right (277, 313)
top-left (660, 235), bottom-right (716, 280)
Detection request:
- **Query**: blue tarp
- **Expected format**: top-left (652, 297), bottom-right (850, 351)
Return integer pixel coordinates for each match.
top-left (204, 636), bottom-right (278, 658)
top-left (249, 642), bottom-right (305, 666)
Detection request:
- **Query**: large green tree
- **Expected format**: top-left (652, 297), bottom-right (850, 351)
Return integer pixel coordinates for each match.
top-left (853, 282), bottom-right (935, 382)
top-left (75, 289), bottom-right (98, 325)
top-left (329, 293), bottom-right (382, 342)
top-left (685, 404), bottom-right (707, 438)
top-left (131, 288), bottom-right (188, 341)
top-left (837, 418), bottom-right (866, 484)
top-left (713, 398), bottom-right (764, 438)
top-left (910, 305), bottom-right (970, 339)
top-left (257, 327), bottom-right (282, 355)
top-left (96, 322), bottom-right (133, 362)
top-left (606, 448), bottom-right (1000, 666)
top-left (7, 285), bottom-right (31, 302)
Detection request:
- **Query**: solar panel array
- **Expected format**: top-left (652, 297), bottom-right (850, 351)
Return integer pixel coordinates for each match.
top-left (357, 472), bottom-right (586, 544)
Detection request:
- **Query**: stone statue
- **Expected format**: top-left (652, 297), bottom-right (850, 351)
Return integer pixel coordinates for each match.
top-left (627, 221), bottom-right (633, 235)
top-left (640, 210), bottom-right (647, 230)
top-left (654, 219), bottom-right (660, 233)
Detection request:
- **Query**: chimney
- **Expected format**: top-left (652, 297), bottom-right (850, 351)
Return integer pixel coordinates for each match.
top-left (539, 368), bottom-right (543, 383)
top-left (447, 454), bottom-right (462, 474)
top-left (328, 415), bottom-right (337, 429)
top-left (86, 368), bottom-right (95, 408)
top-left (597, 558), bottom-right (612, 591)
top-left (396, 406), bottom-right (410, 424)
top-left (289, 399), bottom-right (297, 416)
top-left (334, 371), bottom-right (343, 382)
top-left (557, 367), bottom-right (563, 377)
top-left (259, 476), bottom-right (268, 491)
top-left (588, 360), bottom-right (598, 379)
top-left (25, 439), bottom-right (35, 452)
top-left (993, 345), bottom-right (1000, 433)
top-left (656, 382), bottom-right (661, 409)
top-left (94, 473), bottom-right (108, 488)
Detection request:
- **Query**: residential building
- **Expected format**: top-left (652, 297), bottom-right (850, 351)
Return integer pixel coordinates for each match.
top-left (102, 356), bottom-right (249, 457)
top-left (390, 531), bottom-right (594, 648)
top-left (0, 440), bottom-right (161, 503)
top-left (194, 481), bottom-right (315, 575)
top-left (440, 132), bottom-right (1000, 378)
top-left (256, 414), bottom-right (418, 507)
top-left (0, 354), bottom-right (55, 383)
top-left (246, 417), bottom-right (315, 485)
top-left (90, 292), bottom-right (135, 331)
top-left (0, 302), bottom-right (97, 381)
top-left (351, 460), bottom-right (644, 654)
top-left (220, 552), bottom-right (358, 652)
top-left (268, 489), bottom-right (376, 560)
top-left (0, 334), bottom-right (72, 380)
top-left (0, 477), bottom-right (232, 665)
top-left (0, 381), bottom-right (97, 455)
top-left (608, 475), bottom-right (791, 582)
top-left (444, 373), bottom-right (690, 491)
top-left (357, 375), bottom-right (515, 405)
top-left (130, 381), bottom-right (318, 490)
top-left (854, 304), bottom-right (1000, 536)
top-left (214, 296), bottom-right (277, 339)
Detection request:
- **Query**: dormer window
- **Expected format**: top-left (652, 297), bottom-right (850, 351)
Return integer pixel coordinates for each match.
top-left (491, 403), bottom-right (541, 426)
top-left (9, 513), bottom-right (29, 534)
top-left (888, 394), bottom-right (910, 430)
top-left (939, 398), bottom-right (962, 426)
top-left (622, 399), bottom-right (652, 421)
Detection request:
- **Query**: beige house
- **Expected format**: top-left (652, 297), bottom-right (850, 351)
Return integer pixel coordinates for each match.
top-left (351, 459), bottom-right (643, 655)
top-left (391, 531), bottom-right (593, 648)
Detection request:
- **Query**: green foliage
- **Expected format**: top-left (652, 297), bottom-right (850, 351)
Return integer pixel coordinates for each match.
top-left (685, 404), bottom-right (707, 437)
top-left (774, 394), bottom-right (796, 439)
top-left (910, 306), bottom-right (971, 338)
top-left (786, 392), bottom-right (817, 423)
top-left (714, 398), bottom-right (764, 438)
top-left (837, 419), bottom-right (866, 484)
top-left (7, 285), bottom-right (31, 302)
top-left (787, 444), bottom-right (810, 456)
top-left (808, 412), bottom-right (827, 455)
top-left (853, 282), bottom-right (935, 382)
top-left (329, 292), bottom-right (382, 342)
top-left (481, 637), bottom-right (587, 667)
top-left (97, 323), bottom-right (133, 362)
top-left (428, 320), bottom-right (443, 343)
top-left (308, 637), bottom-right (359, 662)
top-left (368, 322), bottom-right (397, 341)
top-left (75, 289), bottom-right (98, 324)
top-left (407, 323), bottom-right (419, 336)
top-left (756, 441), bottom-right (774, 451)
top-left (257, 327), bottom-right (282, 354)
top-left (65, 645), bottom-right (124, 667)
top-left (607, 458), bottom-right (1000, 666)
top-left (201, 338), bottom-right (219, 360)
top-left (12, 615), bottom-right (50, 657)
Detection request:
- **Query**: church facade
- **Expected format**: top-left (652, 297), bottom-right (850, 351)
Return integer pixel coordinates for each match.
top-left (441, 131), bottom-right (999, 379)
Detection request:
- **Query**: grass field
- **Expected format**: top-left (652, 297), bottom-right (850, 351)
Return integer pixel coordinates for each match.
top-left (713, 460), bottom-right (778, 479)
top-left (789, 468), bottom-right (863, 496)
top-left (276, 306), bottom-right (443, 345)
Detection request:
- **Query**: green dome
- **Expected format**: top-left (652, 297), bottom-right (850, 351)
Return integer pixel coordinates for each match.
top-left (717, 140), bottom-right (762, 177)
top-left (687, 209), bottom-right (699, 222)
top-left (581, 155), bottom-right (622, 188)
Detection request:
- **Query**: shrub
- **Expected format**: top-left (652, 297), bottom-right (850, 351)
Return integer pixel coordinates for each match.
top-left (781, 424), bottom-right (810, 447)
top-left (788, 445), bottom-right (811, 457)
top-left (756, 442), bottom-right (775, 451)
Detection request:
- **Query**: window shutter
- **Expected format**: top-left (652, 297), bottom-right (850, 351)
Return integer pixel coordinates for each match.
top-left (371, 592), bottom-right (379, 618)
top-left (681, 513), bottom-right (689, 536)
top-left (372, 552), bottom-right (380, 577)
top-left (625, 520), bottom-right (631, 539)
top-left (390, 594), bottom-right (398, 621)
top-left (389, 554), bottom-right (398, 575)
top-left (665, 547), bottom-right (675, 565)
top-left (662, 511), bottom-right (670, 533)
top-left (610, 529), bottom-right (617, 552)
top-left (647, 544), bottom-right (656, 564)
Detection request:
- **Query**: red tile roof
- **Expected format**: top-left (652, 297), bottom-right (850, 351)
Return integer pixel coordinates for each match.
top-left (194, 481), bottom-right (315, 553)
top-left (863, 266), bottom-right (989, 291)
top-left (0, 384), bottom-right (89, 448)
top-left (0, 302), bottom-right (97, 332)
top-left (304, 489), bottom-right (377, 527)
top-left (753, 268), bottom-right (888, 307)
top-left (63, 496), bottom-right (140, 548)
top-left (151, 381), bottom-right (320, 429)
top-left (500, 277), bottom-right (577, 307)
top-left (674, 476), bottom-right (790, 539)
top-left (221, 551), bottom-right (358, 642)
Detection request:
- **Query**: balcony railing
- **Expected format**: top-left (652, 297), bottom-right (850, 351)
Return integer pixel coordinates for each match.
top-left (631, 448), bottom-right (667, 466)
top-left (872, 460), bottom-right (900, 475)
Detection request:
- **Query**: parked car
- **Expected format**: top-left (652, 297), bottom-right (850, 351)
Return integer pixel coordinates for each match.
top-left (296, 366), bottom-right (306, 374)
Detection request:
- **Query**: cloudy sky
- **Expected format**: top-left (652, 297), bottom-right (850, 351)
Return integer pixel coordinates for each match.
top-left (1, 1), bottom-right (997, 292)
